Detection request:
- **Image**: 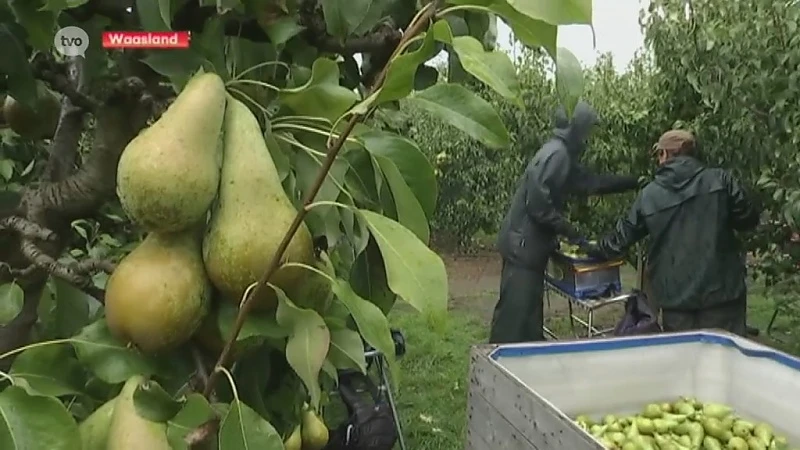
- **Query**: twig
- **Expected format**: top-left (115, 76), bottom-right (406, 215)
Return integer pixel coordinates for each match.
top-left (184, 418), bottom-right (220, 447)
top-left (201, 0), bottom-right (443, 398)
top-left (0, 217), bottom-right (57, 241)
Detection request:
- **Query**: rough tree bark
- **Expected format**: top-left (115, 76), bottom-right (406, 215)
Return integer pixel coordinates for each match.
top-left (0, 55), bottom-right (154, 370)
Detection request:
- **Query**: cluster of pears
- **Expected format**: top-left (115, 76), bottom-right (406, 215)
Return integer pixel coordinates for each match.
top-left (105, 70), bottom-right (329, 354)
top-left (79, 376), bottom-right (173, 449)
top-left (575, 397), bottom-right (795, 450)
top-left (99, 71), bottom-right (332, 444)
top-left (283, 404), bottom-right (330, 450)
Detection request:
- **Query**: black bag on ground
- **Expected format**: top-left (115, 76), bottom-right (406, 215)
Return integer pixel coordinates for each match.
top-left (322, 370), bottom-right (398, 450)
top-left (613, 289), bottom-right (661, 336)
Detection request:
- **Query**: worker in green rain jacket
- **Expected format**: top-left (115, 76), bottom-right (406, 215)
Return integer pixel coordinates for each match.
top-left (490, 101), bottom-right (640, 344)
top-left (583, 130), bottom-right (761, 335)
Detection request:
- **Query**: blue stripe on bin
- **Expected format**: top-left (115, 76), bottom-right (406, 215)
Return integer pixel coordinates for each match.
top-left (489, 332), bottom-right (800, 371)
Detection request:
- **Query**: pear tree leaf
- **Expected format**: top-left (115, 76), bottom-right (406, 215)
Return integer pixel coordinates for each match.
top-left (328, 328), bottom-right (367, 373)
top-left (432, 20), bottom-right (521, 106)
top-left (357, 130), bottom-right (437, 218)
top-left (357, 209), bottom-right (448, 315)
top-left (133, 379), bottom-right (184, 422)
top-left (71, 319), bottom-right (157, 384)
top-left (217, 300), bottom-right (288, 342)
top-left (0, 282), bottom-right (24, 326)
top-left (349, 238), bottom-right (397, 314)
top-left (218, 399), bottom-right (283, 449)
top-left (41, 0), bottom-right (91, 11)
top-left (166, 394), bottom-right (216, 449)
top-left (330, 278), bottom-right (395, 374)
top-left (52, 278), bottom-right (93, 337)
top-left (505, 0), bottom-right (592, 25)
top-left (555, 46), bottom-right (585, 115)
top-left (280, 58), bottom-right (359, 121)
top-left (9, 344), bottom-right (86, 397)
top-left (374, 156), bottom-right (429, 243)
top-left (136, 0), bottom-right (170, 31)
top-left (443, 0), bottom-right (558, 53)
top-left (321, 0), bottom-right (372, 38)
top-left (273, 285), bottom-right (330, 411)
top-left (405, 83), bottom-right (510, 149)
top-left (375, 28), bottom-right (437, 104)
top-left (8, 0), bottom-right (57, 51)
top-left (0, 386), bottom-right (82, 449)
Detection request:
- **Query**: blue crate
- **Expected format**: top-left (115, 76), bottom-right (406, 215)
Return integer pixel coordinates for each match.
top-left (546, 253), bottom-right (623, 300)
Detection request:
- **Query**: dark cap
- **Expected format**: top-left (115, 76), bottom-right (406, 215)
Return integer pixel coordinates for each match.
top-left (652, 130), bottom-right (696, 155)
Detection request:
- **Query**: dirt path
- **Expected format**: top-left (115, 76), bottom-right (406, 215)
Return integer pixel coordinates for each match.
top-left (442, 252), bottom-right (630, 334)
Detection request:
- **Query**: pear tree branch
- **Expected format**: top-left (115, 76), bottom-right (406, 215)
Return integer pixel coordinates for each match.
top-left (201, 0), bottom-right (445, 398)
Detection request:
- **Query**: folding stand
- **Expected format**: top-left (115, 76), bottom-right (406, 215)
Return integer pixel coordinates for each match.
top-left (364, 329), bottom-right (407, 450)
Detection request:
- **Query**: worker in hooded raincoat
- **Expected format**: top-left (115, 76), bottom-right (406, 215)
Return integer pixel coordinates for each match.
top-left (490, 100), bottom-right (640, 344)
top-left (583, 130), bottom-right (760, 335)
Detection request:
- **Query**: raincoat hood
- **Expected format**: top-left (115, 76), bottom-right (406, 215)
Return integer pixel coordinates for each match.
top-left (654, 155), bottom-right (705, 191)
top-left (552, 100), bottom-right (599, 158)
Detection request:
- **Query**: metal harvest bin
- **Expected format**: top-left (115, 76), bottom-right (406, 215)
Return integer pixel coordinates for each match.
top-left (466, 332), bottom-right (800, 449)
top-left (546, 252), bottom-right (623, 299)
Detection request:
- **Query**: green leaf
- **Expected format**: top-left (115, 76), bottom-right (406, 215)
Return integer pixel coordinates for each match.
top-left (375, 29), bottom-right (437, 104)
top-left (52, 278), bottom-right (92, 337)
top-left (274, 286), bottom-right (330, 411)
top-left (357, 130), bottom-right (438, 218)
top-left (0, 386), bottom-right (82, 449)
top-left (217, 300), bottom-right (288, 342)
top-left (328, 328), bottom-right (367, 372)
top-left (375, 156), bottom-right (430, 243)
top-left (349, 238), bottom-right (397, 314)
top-left (8, 0), bottom-right (56, 51)
top-left (280, 58), bottom-right (359, 121)
top-left (330, 277), bottom-right (395, 374)
top-left (491, 1), bottom-right (556, 54)
top-left (141, 51), bottom-right (205, 91)
top-left (158, 0), bottom-right (173, 28)
top-left (41, 0), bottom-right (91, 12)
top-left (9, 345), bottom-right (85, 397)
top-left (555, 46), bottom-right (584, 115)
top-left (505, 0), bottom-right (592, 25)
top-left (136, 0), bottom-right (170, 31)
top-left (166, 394), bottom-right (216, 450)
top-left (133, 379), bottom-right (183, 422)
top-left (218, 399), bottom-right (283, 449)
top-left (352, 0), bottom-right (392, 35)
top-left (406, 83), bottom-right (510, 149)
top-left (264, 17), bottom-right (305, 46)
top-left (0, 21), bottom-right (36, 105)
top-left (321, 0), bottom-right (372, 38)
top-left (0, 282), bottom-right (24, 326)
top-left (71, 320), bottom-right (156, 384)
top-left (358, 209), bottom-right (448, 315)
top-left (433, 21), bottom-right (521, 105)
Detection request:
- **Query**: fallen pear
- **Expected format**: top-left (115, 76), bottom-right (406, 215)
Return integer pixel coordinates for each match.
top-left (284, 425), bottom-right (302, 450)
top-left (79, 396), bottom-right (118, 449)
top-left (105, 228), bottom-right (211, 353)
top-left (301, 408), bottom-right (329, 450)
top-left (203, 95), bottom-right (314, 309)
top-left (116, 72), bottom-right (226, 232)
top-left (107, 376), bottom-right (171, 450)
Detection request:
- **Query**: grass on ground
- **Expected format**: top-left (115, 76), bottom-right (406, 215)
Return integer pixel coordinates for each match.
top-left (386, 290), bottom-right (800, 450)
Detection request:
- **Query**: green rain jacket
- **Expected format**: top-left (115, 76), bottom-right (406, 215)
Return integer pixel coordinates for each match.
top-left (497, 101), bottom-right (639, 269)
top-left (596, 155), bottom-right (760, 310)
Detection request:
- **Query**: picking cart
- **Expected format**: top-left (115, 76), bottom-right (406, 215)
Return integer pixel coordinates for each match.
top-left (544, 246), bottom-right (645, 338)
